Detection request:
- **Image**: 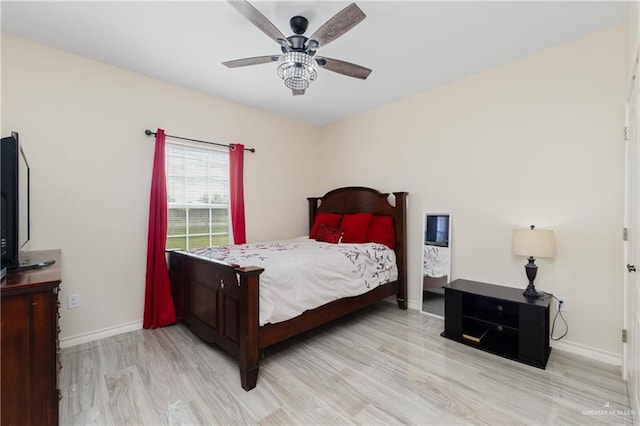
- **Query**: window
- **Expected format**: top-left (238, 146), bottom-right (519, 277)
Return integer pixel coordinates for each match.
top-left (166, 143), bottom-right (230, 250)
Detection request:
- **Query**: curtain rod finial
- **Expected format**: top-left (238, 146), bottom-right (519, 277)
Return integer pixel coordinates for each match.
top-left (145, 129), bottom-right (154, 136)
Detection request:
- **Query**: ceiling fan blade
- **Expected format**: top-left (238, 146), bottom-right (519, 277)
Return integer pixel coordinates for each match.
top-left (228, 0), bottom-right (286, 43)
top-left (315, 57), bottom-right (371, 79)
top-left (309, 3), bottom-right (366, 47)
top-left (223, 55), bottom-right (280, 68)
top-left (292, 89), bottom-right (305, 96)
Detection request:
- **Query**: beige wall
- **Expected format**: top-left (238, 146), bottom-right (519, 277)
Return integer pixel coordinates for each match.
top-left (1, 34), bottom-right (320, 341)
top-left (1, 23), bottom-right (627, 359)
top-left (318, 25), bottom-right (626, 357)
top-left (628, 0), bottom-right (639, 87)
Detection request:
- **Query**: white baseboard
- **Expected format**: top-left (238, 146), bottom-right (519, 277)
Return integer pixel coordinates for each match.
top-left (60, 320), bottom-right (143, 349)
top-left (407, 299), bottom-right (421, 311)
top-left (550, 339), bottom-right (622, 366)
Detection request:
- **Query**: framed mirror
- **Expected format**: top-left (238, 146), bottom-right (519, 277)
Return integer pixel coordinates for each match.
top-left (420, 212), bottom-right (452, 318)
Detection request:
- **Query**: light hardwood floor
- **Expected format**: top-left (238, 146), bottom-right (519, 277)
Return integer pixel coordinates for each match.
top-left (421, 291), bottom-right (444, 318)
top-left (60, 302), bottom-right (633, 425)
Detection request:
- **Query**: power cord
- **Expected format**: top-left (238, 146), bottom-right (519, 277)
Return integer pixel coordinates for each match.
top-left (548, 294), bottom-right (568, 341)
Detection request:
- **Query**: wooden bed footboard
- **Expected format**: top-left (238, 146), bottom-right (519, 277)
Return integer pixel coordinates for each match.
top-left (168, 186), bottom-right (407, 391)
top-left (168, 252), bottom-right (264, 390)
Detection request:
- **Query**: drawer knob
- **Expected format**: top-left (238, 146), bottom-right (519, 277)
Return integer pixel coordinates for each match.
top-left (496, 325), bottom-right (503, 332)
top-left (497, 305), bottom-right (503, 312)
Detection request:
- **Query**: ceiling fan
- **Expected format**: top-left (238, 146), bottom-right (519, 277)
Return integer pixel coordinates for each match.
top-left (223, 0), bottom-right (372, 96)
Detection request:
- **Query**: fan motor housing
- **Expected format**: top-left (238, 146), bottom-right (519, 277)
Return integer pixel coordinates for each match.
top-left (287, 35), bottom-right (308, 51)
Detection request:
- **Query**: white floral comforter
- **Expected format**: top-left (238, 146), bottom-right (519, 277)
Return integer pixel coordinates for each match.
top-left (188, 237), bottom-right (398, 326)
top-left (423, 245), bottom-right (450, 278)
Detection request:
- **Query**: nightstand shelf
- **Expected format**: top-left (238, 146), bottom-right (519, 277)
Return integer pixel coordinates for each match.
top-left (441, 279), bottom-right (551, 369)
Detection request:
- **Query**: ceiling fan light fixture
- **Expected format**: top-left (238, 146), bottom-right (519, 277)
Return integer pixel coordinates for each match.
top-left (277, 51), bottom-right (317, 91)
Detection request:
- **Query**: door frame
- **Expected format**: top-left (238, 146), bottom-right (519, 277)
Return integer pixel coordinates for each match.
top-left (623, 52), bottom-right (639, 420)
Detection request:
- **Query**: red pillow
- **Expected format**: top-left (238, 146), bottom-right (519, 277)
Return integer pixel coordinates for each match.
top-left (310, 213), bottom-right (343, 239)
top-left (366, 215), bottom-right (395, 249)
top-left (341, 213), bottom-right (373, 243)
top-left (316, 224), bottom-right (343, 244)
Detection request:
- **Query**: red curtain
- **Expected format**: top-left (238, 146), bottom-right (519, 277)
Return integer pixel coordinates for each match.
top-left (143, 128), bottom-right (177, 329)
top-left (230, 144), bottom-right (246, 244)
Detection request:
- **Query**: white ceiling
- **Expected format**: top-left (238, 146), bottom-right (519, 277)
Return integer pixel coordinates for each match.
top-left (1, 1), bottom-right (627, 126)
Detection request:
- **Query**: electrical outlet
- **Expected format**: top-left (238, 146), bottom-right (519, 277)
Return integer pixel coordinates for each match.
top-left (68, 294), bottom-right (80, 309)
top-left (556, 296), bottom-right (568, 312)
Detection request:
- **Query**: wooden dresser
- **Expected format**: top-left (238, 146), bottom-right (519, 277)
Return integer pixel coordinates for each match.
top-left (1, 250), bottom-right (62, 426)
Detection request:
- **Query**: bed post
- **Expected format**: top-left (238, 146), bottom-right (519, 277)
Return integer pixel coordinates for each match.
top-left (393, 192), bottom-right (408, 309)
top-left (236, 266), bottom-right (264, 391)
top-left (307, 197), bottom-right (320, 233)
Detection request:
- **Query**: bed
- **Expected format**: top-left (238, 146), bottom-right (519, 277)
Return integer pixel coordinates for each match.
top-left (168, 186), bottom-right (407, 391)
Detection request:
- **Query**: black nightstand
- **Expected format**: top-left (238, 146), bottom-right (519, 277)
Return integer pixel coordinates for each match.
top-left (441, 279), bottom-right (551, 368)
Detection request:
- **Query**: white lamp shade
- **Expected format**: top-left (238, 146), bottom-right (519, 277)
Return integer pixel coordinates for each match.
top-left (512, 228), bottom-right (555, 258)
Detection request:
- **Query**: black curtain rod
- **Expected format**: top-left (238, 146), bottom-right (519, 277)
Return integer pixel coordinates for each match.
top-left (144, 129), bottom-right (255, 153)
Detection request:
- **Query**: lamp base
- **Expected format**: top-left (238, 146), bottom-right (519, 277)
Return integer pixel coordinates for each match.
top-left (522, 283), bottom-right (541, 299)
top-left (523, 257), bottom-right (540, 299)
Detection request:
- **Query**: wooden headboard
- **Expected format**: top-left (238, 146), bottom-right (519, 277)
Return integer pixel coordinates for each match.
top-left (307, 186), bottom-right (408, 308)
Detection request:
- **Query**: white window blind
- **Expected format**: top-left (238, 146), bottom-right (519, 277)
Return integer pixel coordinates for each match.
top-left (165, 142), bottom-right (230, 250)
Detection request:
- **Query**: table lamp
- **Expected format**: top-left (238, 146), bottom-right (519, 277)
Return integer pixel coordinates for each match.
top-left (512, 225), bottom-right (555, 298)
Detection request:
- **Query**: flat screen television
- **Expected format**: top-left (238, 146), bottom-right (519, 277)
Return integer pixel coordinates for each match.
top-left (1, 132), bottom-right (54, 271)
